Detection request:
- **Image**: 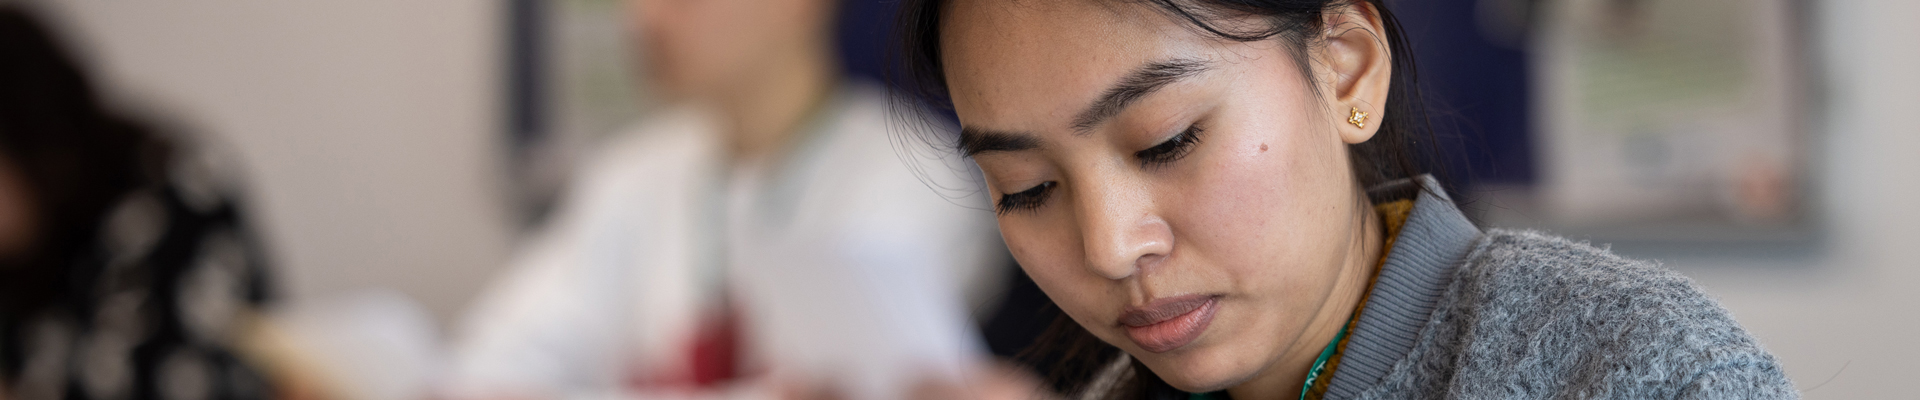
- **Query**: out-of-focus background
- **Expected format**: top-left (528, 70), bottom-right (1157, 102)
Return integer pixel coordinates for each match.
top-left (8, 0), bottom-right (1915, 398)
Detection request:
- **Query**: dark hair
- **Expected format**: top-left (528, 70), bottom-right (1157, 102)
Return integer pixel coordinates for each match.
top-left (890, 0), bottom-right (1443, 397)
top-left (0, 9), bottom-right (283, 399)
top-left (0, 5), bottom-right (171, 316)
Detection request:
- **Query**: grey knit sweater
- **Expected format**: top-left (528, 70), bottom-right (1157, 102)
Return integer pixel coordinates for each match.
top-left (1327, 177), bottom-right (1796, 399)
top-left (1102, 177), bottom-right (1798, 399)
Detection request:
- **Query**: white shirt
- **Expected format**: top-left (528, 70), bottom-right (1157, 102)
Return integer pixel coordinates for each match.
top-left (444, 83), bottom-right (1002, 400)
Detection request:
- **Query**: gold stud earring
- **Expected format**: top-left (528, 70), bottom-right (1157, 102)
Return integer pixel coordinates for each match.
top-left (1347, 107), bottom-right (1369, 129)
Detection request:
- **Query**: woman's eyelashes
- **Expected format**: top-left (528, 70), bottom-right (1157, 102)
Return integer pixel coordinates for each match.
top-left (996, 181), bottom-right (1056, 215)
top-left (993, 125), bottom-right (1202, 215)
top-left (1135, 124), bottom-right (1205, 168)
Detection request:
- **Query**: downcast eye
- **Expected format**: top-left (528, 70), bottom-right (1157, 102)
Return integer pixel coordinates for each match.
top-left (1135, 125), bottom-right (1204, 167)
top-left (996, 181), bottom-right (1056, 215)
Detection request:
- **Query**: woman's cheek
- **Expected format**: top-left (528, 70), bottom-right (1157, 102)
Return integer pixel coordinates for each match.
top-left (1001, 216), bottom-right (1076, 288)
top-left (998, 216), bottom-right (1049, 269)
top-left (1185, 138), bottom-right (1289, 247)
top-left (1003, 214), bottom-right (1113, 324)
top-left (1173, 127), bottom-right (1322, 299)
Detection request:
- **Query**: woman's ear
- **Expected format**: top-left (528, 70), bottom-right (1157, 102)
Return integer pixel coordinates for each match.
top-left (1316, 1), bottom-right (1392, 145)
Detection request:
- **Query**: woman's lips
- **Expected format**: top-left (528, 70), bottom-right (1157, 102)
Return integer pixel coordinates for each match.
top-left (1121, 295), bottom-right (1220, 353)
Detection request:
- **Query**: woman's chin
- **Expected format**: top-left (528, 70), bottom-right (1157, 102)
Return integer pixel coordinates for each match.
top-left (1134, 343), bottom-right (1262, 393)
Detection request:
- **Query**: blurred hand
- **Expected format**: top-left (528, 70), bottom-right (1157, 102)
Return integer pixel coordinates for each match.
top-left (909, 361), bottom-right (1058, 400)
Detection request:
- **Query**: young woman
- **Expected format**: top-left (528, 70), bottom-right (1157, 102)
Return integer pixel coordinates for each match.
top-left (445, 0), bottom-right (1008, 398)
top-left (892, 0), bottom-right (1797, 398)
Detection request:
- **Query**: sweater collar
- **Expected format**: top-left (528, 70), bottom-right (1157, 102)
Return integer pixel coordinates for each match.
top-left (1322, 175), bottom-right (1482, 399)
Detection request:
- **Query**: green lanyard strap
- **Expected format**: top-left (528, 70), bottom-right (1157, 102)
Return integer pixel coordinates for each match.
top-left (1297, 324), bottom-right (1350, 400)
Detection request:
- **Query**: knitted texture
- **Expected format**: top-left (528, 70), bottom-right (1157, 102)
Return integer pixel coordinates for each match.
top-left (1345, 229), bottom-right (1797, 399)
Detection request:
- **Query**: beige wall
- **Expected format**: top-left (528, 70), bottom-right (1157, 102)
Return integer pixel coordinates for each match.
top-left (34, 0), bottom-right (515, 325)
top-left (28, 0), bottom-right (1920, 397)
top-left (1673, 0), bottom-right (1920, 397)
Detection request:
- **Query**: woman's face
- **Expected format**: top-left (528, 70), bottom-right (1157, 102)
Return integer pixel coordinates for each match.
top-left (628, 0), bottom-right (829, 101)
top-left (941, 0), bottom-right (1390, 392)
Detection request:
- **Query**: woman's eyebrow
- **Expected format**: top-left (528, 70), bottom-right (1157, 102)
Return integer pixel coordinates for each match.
top-left (959, 127), bottom-right (1041, 157)
top-left (1070, 58), bottom-right (1212, 134)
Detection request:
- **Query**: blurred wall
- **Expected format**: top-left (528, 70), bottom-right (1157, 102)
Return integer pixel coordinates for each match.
top-left (1671, 0), bottom-right (1920, 397)
top-left (34, 0), bottom-right (514, 326)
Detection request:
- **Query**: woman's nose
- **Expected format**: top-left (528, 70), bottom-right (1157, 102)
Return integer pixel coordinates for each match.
top-left (1073, 178), bottom-right (1173, 281)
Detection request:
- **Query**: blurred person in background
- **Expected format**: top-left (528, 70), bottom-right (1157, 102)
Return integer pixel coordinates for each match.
top-left (439, 0), bottom-right (1009, 398)
top-left (0, 5), bottom-right (280, 400)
